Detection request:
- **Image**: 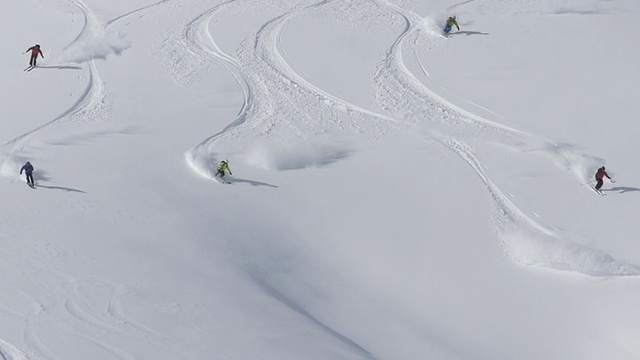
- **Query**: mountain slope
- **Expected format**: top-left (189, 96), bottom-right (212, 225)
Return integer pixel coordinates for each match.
top-left (1, 0), bottom-right (639, 359)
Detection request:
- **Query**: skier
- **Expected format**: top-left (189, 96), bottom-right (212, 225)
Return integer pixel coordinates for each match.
top-left (594, 166), bottom-right (611, 192)
top-left (215, 160), bottom-right (232, 178)
top-left (25, 44), bottom-right (44, 67)
top-left (20, 161), bottom-right (35, 188)
top-left (444, 15), bottom-right (460, 34)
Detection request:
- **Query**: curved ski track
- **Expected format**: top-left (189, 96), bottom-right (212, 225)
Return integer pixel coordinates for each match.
top-left (0, 239), bottom-right (180, 359)
top-left (169, 1), bottom-right (388, 357)
top-left (369, 0), bottom-right (640, 276)
top-left (0, 338), bottom-right (39, 360)
top-left (2, 0), bottom-right (110, 164)
top-left (174, 0), bottom-right (403, 176)
top-left (172, 0), bottom-right (640, 277)
top-left (1, 1), bottom-right (177, 358)
top-left (106, 0), bottom-right (176, 26)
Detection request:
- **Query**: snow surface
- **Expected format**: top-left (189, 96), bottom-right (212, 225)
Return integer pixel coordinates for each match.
top-left (1, 0), bottom-right (640, 359)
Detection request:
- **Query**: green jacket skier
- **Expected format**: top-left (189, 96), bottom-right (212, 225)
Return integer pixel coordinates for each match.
top-left (216, 160), bottom-right (232, 178)
top-left (444, 16), bottom-right (460, 34)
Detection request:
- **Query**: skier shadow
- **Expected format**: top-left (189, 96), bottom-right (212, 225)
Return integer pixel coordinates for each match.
top-left (228, 177), bottom-right (278, 188)
top-left (451, 30), bottom-right (489, 36)
top-left (37, 184), bottom-right (86, 193)
top-left (37, 65), bottom-right (83, 71)
top-left (603, 186), bottom-right (640, 194)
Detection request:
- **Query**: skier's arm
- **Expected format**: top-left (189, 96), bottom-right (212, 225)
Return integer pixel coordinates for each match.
top-left (455, 20), bottom-right (460, 30)
top-left (39, 50), bottom-right (44, 58)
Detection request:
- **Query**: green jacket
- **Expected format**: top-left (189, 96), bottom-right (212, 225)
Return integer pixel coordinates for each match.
top-left (446, 17), bottom-right (460, 30)
top-left (217, 161), bottom-right (231, 172)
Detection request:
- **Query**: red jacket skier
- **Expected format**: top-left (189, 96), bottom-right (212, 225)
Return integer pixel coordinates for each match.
top-left (594, 166), bottom-right (611, 191)
top-left (26, 44), bottom-right (44, 67)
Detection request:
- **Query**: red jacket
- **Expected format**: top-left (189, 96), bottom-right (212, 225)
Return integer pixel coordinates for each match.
top-left (27, 46), bottom-right (43, 57)
top-left (595, 169), bottom-right (610, 180)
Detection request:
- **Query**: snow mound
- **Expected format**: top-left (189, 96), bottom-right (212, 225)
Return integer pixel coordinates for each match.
top-left (50, 0), bottom-right (130, 64)
top-left (245, 139), bottom-right (353, 171)
top-left (503, 228), bottom-right (640, 277)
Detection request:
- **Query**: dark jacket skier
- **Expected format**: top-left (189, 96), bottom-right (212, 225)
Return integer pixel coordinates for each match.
top-left (594, 166), bottom-right (611, 191)
top-left (26, 44), bottom-right (44, 67)
top-left (20, 161), bottom-right (35, 187)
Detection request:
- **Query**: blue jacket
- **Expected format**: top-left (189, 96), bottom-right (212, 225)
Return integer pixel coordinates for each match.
top-left (20, 164), bottom-right (34, 174)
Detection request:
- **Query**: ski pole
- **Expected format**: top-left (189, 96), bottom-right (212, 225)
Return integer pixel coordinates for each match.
top-left (9, 174), bottom-right (20, 183)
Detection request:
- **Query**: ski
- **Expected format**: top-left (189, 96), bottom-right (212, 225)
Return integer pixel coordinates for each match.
top-left (23, 65), bottom-right (34, 71)
top-left (213, 176), bottom-right (231, 184)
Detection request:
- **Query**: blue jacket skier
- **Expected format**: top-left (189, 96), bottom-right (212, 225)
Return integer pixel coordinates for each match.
top-left (20, 161), bottom-right (35, 187)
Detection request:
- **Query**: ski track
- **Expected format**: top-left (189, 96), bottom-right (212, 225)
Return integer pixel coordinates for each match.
top-left (176, 0), bottom-right (408, 177)
top-left (369, 0), bottom-right (639, 276)
top-left (3, 62), bottom-right (106, 147)
top-left (1, 1), bottom-right (170, 357)
top-left (0, 245), bottom-right (177, 360)
top-left (106, 0), bottom-right (176, 26)
top-left (172, 0), bottom-right (639, 276)
top-left (164, 1), bottom-right (395, 357)
top-left (2, 0), bottom-right (111, 172)
top-left (1, 0), bottom-right (634, 358)
top-left (179, 0), bottom-right (254, 178)
top-left (0, 338), bottom-right (40, 360)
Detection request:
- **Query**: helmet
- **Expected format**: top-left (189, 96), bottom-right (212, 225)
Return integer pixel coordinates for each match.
top-left (601, 166), bottom-right (605, 170)
top-left (35, 44), bottom-right (40, 48)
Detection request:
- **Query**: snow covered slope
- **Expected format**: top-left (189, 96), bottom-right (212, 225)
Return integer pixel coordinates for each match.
top-left (1, 0), bottom-right (639, 359)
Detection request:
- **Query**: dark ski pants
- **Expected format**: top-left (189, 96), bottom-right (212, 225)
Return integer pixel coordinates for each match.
top-left (29, 55), bottom-right (38, 66)
top-left (216, 169), bottom-right (225, 177)
top-left (595, 178), bottom-right (604, 190)
top-left (25, 173), bottom-right (34, 185)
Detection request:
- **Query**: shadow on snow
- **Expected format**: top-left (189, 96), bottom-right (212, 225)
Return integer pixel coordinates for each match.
top-left (223, 177), bottom-right (278, 188)
top-left (36, 184), bottom-right (86, 193)
top-left (451, 30), bottom-right (489, 36)
top-left (603, 186), bottom-right (640, 194)
top-left (36, 65), bottom-right (83, 71)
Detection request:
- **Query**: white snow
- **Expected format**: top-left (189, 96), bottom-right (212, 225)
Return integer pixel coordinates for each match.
top-left (1, 0), bottom-right (640, 359)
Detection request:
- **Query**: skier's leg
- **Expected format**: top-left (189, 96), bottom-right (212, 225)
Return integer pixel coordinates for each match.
top-left (595, 179), bottom-right (603, 190)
